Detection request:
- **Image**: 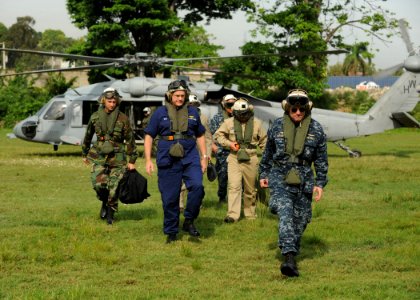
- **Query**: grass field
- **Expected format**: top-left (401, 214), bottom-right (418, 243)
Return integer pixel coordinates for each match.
top-left (0, 128), bottom-right (419, 299)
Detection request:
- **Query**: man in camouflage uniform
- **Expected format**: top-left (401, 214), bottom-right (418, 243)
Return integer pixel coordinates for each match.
top-left (259, 89), bottom-right (328, 277)
top-left (215, 98), bottom-right (267, 222)
top-left (82, 87), bottom-right (138, 225)
top-left (209, 94), bottom-right (237, 203)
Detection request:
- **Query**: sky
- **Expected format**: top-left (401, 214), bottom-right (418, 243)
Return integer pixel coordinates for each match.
top-left (0, 0), bottom-right (419, 70)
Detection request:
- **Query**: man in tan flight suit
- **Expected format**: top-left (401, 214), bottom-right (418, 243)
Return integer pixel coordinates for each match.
top-left (215, 98), bottom-right (267, 222)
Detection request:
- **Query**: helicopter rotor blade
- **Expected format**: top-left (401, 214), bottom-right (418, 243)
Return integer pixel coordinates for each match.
top-left (398, 19), bottom-right (414, 55)
top-left (374, 63), bottom-right (404, 78)
top-left (0, 47), bottom-right (348, 78)
top-left (160, 64), bottom-right (265, 80)
top-left (160, 49), bottom-right (349, 64)
top-left (0, 62), bottom-right (116, 77)
top-left (0, 48), bottom-right (121, 63)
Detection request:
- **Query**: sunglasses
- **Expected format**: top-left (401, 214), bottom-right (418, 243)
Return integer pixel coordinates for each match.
top-left (225, 102), bottom-right (235, 108)
top-left (287, 96), bottom-right (308, 106)
top-left (291, 106), bottom-right (306, 113)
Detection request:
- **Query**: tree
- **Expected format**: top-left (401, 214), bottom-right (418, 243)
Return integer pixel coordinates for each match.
top-left (38, 29), bottom-right (76, 69)
top-left (342, 42), bottom-right (374, 75)
top-left (0, 76), bottom-right (48, 127)
top-left (44, 73), bottom-right (77, 96)
top-left (0, 23), bottom-right (7, 42)
top-left (66, 0), bottom-right (255, 81)
top-left (218, 0), bottom-right (398, 104)
top-left (39, 30), bottom-right (75, 53)
top-left (4, 17), bottom-right (41, 69)
top-left (162, 26), bottom-right (223, 77)
top-left (0, 72), bottom-right (77, 128)
top-left (328, 62), bottom-right (344, 76)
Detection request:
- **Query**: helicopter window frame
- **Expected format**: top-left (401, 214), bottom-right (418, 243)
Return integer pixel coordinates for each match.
top-left (43, 100), bottom-right (67, 121)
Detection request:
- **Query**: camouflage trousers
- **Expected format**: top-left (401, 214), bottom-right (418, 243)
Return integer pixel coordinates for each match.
top-left (269, 187), bottom-right (312, 255)
top-left (90, 163), bottom-right (125, 210)
top-left (215, 154), bottom-right (229, 201)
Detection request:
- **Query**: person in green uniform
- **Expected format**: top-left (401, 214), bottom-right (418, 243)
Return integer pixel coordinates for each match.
top-left (82, 87), bottom-right (138, 225)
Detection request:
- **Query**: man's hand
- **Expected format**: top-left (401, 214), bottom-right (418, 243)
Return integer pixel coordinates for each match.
top-left (145, 160), bottom-right (154, 176)
top-left (230, 142), bottom-right (240, 151)
top-left (211, 143), bottom-right (218, 154)
top-left (127, 163), bottom-right (136, 170)
top-left (313, 186), bottom-right (323, 202)
top-left (260, 178), bottom-right (269, 188)
top-left (200, 157), bottom-right (208, 173)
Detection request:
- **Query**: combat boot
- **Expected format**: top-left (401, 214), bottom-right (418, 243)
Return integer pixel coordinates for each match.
top-left (280, 252), bottom-right (299, 277)
top-left (166, 233), bottom-right (178, 244)
top-left (100, 201), bottom-right (107, 219)
top-left (106, 206), bottom-right (115, 225)
top-left (97, 189), bottom-right (109, 220)
top-left (182, 218), bottom-right (200, 237)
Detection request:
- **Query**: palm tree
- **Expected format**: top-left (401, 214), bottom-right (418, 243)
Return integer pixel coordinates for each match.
top-left (342, 42), bottom-right (373, 75)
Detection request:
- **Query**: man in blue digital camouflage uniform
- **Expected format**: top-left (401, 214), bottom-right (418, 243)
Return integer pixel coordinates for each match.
top-left (144, 80), bottom-right (208, 243)
top-left (259, 89), bottom-right (328, 277)
top-left (209, 94), bottom-right (237, 203)
top-left (82, 87), bottom-right (138, 225)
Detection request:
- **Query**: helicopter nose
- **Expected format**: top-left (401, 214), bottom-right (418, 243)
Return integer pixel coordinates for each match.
top-left (14, 120), bottom-right (38, 140)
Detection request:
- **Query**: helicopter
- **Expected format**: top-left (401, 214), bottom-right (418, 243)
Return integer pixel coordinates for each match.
top-left (1, 28), bottom-right (419, 157)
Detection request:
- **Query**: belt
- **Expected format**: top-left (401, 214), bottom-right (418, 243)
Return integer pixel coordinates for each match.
top-left (159, 134), bottom-right (195, 141)
top-left (275, 159), bottom-right (310, 167)
top-left (98, 136), bottom-right (122, 143)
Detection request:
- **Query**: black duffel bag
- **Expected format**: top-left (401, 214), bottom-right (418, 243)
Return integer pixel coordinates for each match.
top-left (117, 169), bottom-right (150, 204)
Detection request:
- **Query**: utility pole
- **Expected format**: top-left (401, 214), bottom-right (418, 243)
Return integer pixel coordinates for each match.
top-left (1, 42), bottom-right (6, 71)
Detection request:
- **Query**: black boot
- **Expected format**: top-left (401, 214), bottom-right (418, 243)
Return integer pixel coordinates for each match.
top-left (100, 201), bottom-right (107, 219)
top-left (106, 206), bottom-right (114, 225)
top-left (166, 233), bottom-right (178, 244)
top-left (182, 219), bottom-right (200, 237)
top-left (280, 253), bottom-right (299, 277)
top-left (97, 189), bottom-right (109, 220)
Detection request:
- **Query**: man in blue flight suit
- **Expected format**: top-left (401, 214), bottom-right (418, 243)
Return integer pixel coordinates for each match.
top-left (209, 94), bottom-right (237, 203)
top-left (259, 89), bottom-right (328, 277)
top-left (144, 80), bottom-right (208, 243)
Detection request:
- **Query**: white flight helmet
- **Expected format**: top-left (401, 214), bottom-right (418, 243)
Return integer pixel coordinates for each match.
top-left (188, 94), bottom-right (201, 107)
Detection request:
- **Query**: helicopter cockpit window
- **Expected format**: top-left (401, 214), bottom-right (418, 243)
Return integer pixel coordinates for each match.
top-left (43, 101), bottom-right (66, 120)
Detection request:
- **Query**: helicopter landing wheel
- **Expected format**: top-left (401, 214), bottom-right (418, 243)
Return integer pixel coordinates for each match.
top-left (349, 150), bottom-right (362, 158)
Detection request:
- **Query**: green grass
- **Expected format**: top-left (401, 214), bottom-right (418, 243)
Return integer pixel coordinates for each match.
top-left (0, 128), bottom-right (419, 299)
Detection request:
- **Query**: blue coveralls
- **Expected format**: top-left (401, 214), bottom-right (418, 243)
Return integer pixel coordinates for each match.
top-left (259, 116), bottom-right (328, 255)
top-left (209, 111), bottom-right (230, 201)
top-left (144, 106), bottom-right (206, 235)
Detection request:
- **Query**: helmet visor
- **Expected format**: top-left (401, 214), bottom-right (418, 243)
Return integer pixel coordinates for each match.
top-left (168, 80), bottom-right (188, 91)
top-left (287, 95), bottom-right (308, 106)
top-left (104, 91), bottom-right (116, 99)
